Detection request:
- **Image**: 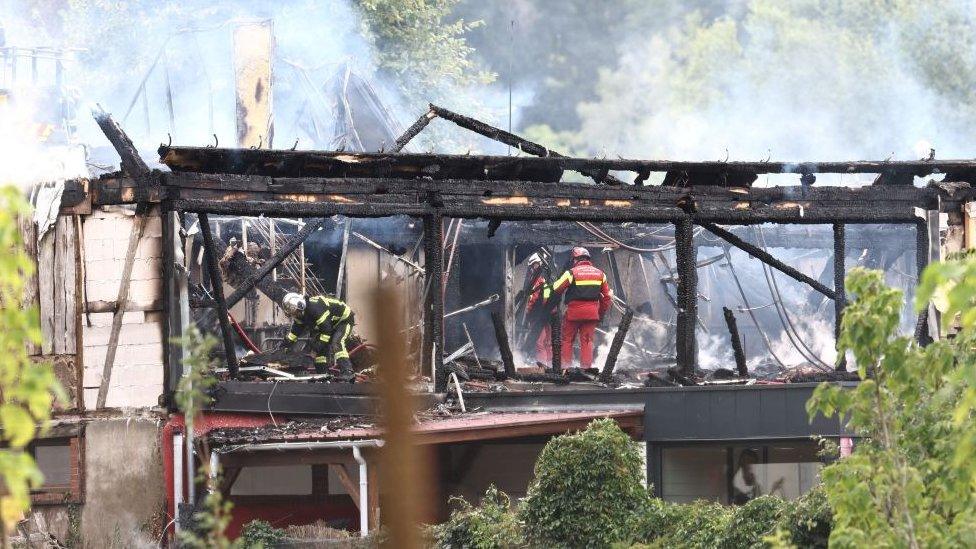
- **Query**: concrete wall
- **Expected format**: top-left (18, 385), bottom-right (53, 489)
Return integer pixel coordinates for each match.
top-left (81, 418), bottom-right (165, 547)
top-left (81, 207), bottom-right (164, 408)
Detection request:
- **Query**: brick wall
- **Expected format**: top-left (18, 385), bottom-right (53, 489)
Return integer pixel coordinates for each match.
top-left (81, 207), bottom-right (165, 408)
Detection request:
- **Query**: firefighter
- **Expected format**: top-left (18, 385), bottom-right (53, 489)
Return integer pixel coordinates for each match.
top-left (524, 253), bottom-right (554, 366)
top-left (552, 247), bottom-right (612, 370)
top-left (281, 292), bottom-right (355, 375)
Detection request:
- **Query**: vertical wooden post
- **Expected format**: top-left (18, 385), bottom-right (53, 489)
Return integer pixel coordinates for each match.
top-left (833, 223), bottom-right (847, 371)
top-left (198, 213), bottom-right (238, 375)
top-left (674, 217), bottom-right (698, 376)
top-left (422, 214), bottom-right (445, 392)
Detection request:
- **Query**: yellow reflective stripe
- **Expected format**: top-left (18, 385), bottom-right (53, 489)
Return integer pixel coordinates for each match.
top-left (310, 296), bottom-right (326, 303)
top-left (320, 334), bottom-right (331, 343)
top-left (334, 350), bottom-right (350, 359)
top-left (554, 270), bottom-right (573, 289)
top-left (575, 279), bottom-right (603, 286)
top-left (316, 310), bottom-right (331, 326)
top-left (314, 356), bottom-right (329, 363)
top-left (338, 307), bottom-right (351, 321)
top-left (286, 332), bottom-right (298, 342)
top-left (542, 286), bottom-right (551, 300)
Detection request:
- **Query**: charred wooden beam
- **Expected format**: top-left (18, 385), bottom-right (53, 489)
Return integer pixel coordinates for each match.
top-left (199, 213), bottom-right (239, 376)
top-left (701, 222), bottom-right (837, 299)
top-left (158, 145), bottom-right (563, 183)
top-left (161, 171), bottom-right (935, 224)
top-left (549, 313), bottom-right (561, 374)
top-left (833, 223), bottom-right (847, 372)
top-left (428, 104), bottom-right (626, 185)
top-left (156, 144), bottom-right (976, 182)
top-left (423, 214), bottom-right (446, 392)
top-left (674, 218), bottom-right (698, 375)
top-left (722, 307), bottom-right (748, 377)
top-left (600, 308), bottom-right (634, 383)
top-left (94, 109), bottom-right (150, 178)
top-left (491, 309), bottom-right (517, 378)
top-left (391, 108), bottom-right (436, 152)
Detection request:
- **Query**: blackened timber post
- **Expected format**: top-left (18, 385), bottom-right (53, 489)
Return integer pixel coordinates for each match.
top-left (833, 223), bottom-right (847, 371)
top-left (914, 215), bottom-right (934, 345)
top-left (198, 213), bottom-right (239, 376)
top-left (675, 218), bottom-right (698, 376)
top-left (491, 309), bottom-right (517, 377)
top-left (423, 213), bottom-right (446, 392)
top-left (600, 308), bottom-right (634, 383)
top-left (549, 313), bottom-right (562, 374)
top-left (722, 307), bottom-right (748, 377)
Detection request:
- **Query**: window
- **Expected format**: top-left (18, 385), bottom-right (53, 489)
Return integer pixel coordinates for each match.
top-left (30, 436), bottom-right (83, 505)
top-left (659, 441), bottom-right (823, 505)
top-left (231, 465), bottom-right (313, 496)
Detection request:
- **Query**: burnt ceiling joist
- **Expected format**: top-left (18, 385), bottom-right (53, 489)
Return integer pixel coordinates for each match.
top-left (159, 144), bottom-right (976, 188)
top-left (160, 170), bottom-right (936, 225)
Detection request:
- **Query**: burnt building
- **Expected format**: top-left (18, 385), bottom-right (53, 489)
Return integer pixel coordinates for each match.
top-left (14, 20), bottom-right (975, 548)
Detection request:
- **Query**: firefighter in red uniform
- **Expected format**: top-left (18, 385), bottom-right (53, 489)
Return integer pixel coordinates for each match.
top-left (524, 253), bottom-right (553, 366)
top-left (552, 247), bottom-right (613, 370)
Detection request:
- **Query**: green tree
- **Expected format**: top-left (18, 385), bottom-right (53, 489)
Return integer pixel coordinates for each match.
top-left (575, 0), bottom-right (976, 161)
top-left (0, 187), bottom-right (66, 541)
top-left (806, 264), bottom-right (976, 547)
top-left (0, 188), bottom-right (67, 538)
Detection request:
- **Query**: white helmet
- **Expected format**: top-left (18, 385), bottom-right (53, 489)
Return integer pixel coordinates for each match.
top-left (527, 253), bottom-right (543, 268)
top-left (282, 293), bottom-right (306, 319)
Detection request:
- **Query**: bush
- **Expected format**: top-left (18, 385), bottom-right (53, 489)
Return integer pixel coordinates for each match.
top-left (519, 419), bottom-right (651, 548)
top-left (431, 485), bottom-right (522, 549)
top-left (719, 496), bottom-right (787, 548)
top-left (774, 487), bottom-right (832, 548)
top-left (650, 500), bottom-right (732, 548)
top-left (240, 519), bottom-right (286, 548)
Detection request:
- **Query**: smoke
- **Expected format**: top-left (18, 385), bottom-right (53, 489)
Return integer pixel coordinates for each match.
top-left (0, 99), bottom-right (87, 189)
top-left (575, 2), bottom-right (976, 163)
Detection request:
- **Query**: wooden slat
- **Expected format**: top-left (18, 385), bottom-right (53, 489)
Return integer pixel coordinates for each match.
top-left (19, 215), bottom-right (41, 356)
top-left (53, 216), bottom-right (78, 354)
top-left (37, 230), bottom-right (55, 355)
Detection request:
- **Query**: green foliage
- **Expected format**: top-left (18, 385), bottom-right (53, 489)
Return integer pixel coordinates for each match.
top-left (431, 485), bottom-right (522, 549)
top-left (0, 187), bottom-right (66, 531)
top-left (806, 264), bottom-right (976, 547)
top-left (358, 0), bottom-right (492, 105)
top-left (774, 487), bottom-right (832, 549)
top-left (240, 519), bottom-right (287, 548)
top-left (519, 419), bottom-right (651, 548)
top-left (646, 500), bottom-right (731, 549)
top-left (719, 495), bottom-right (787, 549)
top-left (173, 325), bottom-right (219, 423)
top-left (174, 327), bottom-right (242, 549)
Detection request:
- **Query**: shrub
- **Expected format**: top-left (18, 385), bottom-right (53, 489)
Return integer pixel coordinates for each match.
top-left (240, 520), bottom-right (286, 548)
top-left (718, 495), bottom-right (787, 548)
top-left (519, 419), bottom-right (651, 548)
top-left (431, 485), bottom-right (522, 549)
top-left (774, 487), bottom-right (832, 549)
top-left (651, 500), bottom-right (732, 548)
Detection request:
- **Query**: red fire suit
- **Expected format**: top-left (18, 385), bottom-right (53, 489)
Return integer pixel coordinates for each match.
top-left (526, 274), bottom-right (552, 365)
top-left (552, 259), bottom-right (612, 369)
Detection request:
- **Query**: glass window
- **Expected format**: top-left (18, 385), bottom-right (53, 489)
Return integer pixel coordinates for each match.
top-left (34, 442), bottom-right (71, 487)
top-left (661, 446), bottom-right (728, 504)
top-left (661, 441), bottom-right (823, 505)
top-left (230, 465), bottom-right (312, 496)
